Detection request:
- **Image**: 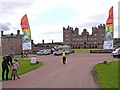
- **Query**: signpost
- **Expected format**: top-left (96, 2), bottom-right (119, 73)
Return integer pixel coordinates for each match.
top-left (31, 56), bottom-right (37, 64)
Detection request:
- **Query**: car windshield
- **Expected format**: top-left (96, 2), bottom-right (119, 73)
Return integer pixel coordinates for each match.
top-left (115, 48), bottom-right (120, 51)
top-left (39, 50), bottom-right (44, 52)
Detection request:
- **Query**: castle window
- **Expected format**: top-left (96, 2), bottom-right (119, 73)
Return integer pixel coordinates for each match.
top-left (76, 46), bottom-right (77, 49)
top-left (73, 46), bottom-right (75, 49)
top-left (89, 46), bottom-right (91, 48)
top-left (92, 46), bottom-right (94, 48)
top-left (84, 46), bottom-right (86, 49)
top-left (84, 42), bottom-right (86, 45)
top-left (91, 38), bottom-right (93, 40)
top-left (75, 42), bottom-right (77, 44)
top-left (94, 42), bottom-right (96, 44)
top-left (73, 34), bottom-right (76, 37)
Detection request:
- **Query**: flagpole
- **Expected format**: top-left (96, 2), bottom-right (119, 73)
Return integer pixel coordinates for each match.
top-left (0, 30), bottom-right (2, 56)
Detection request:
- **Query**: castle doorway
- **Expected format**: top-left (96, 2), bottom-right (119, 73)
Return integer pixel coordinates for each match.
top-left (84, 46), bottom-right (86, 49)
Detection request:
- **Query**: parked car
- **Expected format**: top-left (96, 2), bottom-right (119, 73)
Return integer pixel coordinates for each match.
top-left (36, 50), bottom-right (45, 55)
top-left (53, 51), bottom-right (62, 56)
top-left (112, 47), bottom-right (120, 58)
top-left (53, 45), bottom-right (72, 56)
top-left (44, 49), bottom-right (51, 55)
top-left (36, 49), bottom-right (51, 55)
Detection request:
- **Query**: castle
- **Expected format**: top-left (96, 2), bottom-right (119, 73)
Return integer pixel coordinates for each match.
top-left (0, 23), bottom-right (120, 55)
top-left (63, 24), bottom-right (106, 49)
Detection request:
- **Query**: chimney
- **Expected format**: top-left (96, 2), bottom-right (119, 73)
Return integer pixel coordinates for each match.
top-left (11, 33), bottom-right (13, 36)
top-left (1, 31), bottom-right (3, 36)
top-left (63, 27), bottom-right (65, 30)
top-left (52, 40), bottom-right (53, 43)
top-left (17, 30), bottom-right (20, 36)
top-left (31, 40), bottom-right (34, 44)
top-left (42, 40), bottom-right (44, 44)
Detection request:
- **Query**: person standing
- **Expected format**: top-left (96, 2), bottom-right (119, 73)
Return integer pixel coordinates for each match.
top-left (2, 54), bottom-right (13, 81)
top-left (62, 50), bottom-right (67, 64)
top-left (11, 58), bottom-right (20, 80)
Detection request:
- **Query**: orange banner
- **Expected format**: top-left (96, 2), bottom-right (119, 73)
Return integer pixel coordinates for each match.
top-left (103, 6), bottom-right (114, 49)
top-left (106, 6), bottom-right (113, 25)
top-left (21, 14), bottom-right (31, 50)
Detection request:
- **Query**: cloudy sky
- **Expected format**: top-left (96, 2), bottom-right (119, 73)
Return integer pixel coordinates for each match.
top-left (0, 0), bottom-right (119, 44)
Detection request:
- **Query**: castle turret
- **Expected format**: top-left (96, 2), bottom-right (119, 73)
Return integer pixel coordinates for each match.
top-left (17, 30), bottom-right (20, 36)
top-left (75, 27), bottom-right (79, 35)
top-left (63, 27), bottom-right (65, 31)
top-left (92, 26), bottom-right (98, 35)
top-left (67, 26), bottom-right (70, 30)
top-left (81, 29), bottom-right (89, 36)
top-left (42, 40), bottom-right (44, 44)
top-left (63, 25), bottom-right (73, 44)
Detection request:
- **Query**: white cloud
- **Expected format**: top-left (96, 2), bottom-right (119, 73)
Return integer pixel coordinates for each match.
top-left (0, 0), bottom-right (119, 43)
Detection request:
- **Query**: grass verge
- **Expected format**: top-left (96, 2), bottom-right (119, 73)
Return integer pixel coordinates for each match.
top-left (94, 61), bottom-right (119, 88)
top-left (72, 49), bottom-right (103, 53)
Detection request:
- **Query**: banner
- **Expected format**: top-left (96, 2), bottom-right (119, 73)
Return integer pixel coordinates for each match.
top-left (21, 14), bottom-right (31, 50)
top-left (103, 6), bottom-right (114, 49)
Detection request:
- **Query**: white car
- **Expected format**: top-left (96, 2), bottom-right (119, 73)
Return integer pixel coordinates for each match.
top-left (36, 49), bottom-right (51, 55)
top-left (112, 48), bottom-right (120, 58)
top-left (36, 50), bottom-right (46, 55)
top-left (53, 51), bottom-right (62, 56)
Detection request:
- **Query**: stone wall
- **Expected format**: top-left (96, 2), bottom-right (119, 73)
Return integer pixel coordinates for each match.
top-left (1, 30), bottom-right (22, 56)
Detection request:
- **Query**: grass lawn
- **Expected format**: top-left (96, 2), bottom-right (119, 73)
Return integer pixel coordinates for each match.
top-left (94, 61), bottom-right (119, 88)
top-left (0, 55), bottom-right (44, 81)
top-left (72, 49), bottom-right (103, 53)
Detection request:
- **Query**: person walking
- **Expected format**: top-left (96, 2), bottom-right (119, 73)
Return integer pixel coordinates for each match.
top-left (2, 54), bottom-right (13, 81)
top-left (62, 50), bottom-right (67, 64)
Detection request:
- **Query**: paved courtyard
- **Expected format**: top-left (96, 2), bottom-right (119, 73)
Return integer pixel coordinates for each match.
top-left (2, 53), bottom-right (115, 88)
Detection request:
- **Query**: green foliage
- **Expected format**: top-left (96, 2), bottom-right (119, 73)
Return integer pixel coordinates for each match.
top-left (13, 55), bottom-right (21, 58)
top-left (94, 61), bottom-right (119, 88)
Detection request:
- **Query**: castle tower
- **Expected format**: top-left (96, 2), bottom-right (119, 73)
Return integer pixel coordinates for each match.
top-left (63, 26), bottom-right (73, 45)
top-left (92, 26), bottom-right (98, 35)
top-left (75, 27), bottom-right (79, 35)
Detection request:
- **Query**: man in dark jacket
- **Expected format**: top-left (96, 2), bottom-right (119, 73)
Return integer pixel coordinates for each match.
top-left (2, 54), bottom-right (13, 81)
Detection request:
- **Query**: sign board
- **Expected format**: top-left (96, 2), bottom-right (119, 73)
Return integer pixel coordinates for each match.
top-left (31, 56), bottom-right (37, 64)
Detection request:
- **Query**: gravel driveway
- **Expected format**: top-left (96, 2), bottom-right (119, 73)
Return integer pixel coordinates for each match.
top-left (2, 53), bottom-right (114, 88)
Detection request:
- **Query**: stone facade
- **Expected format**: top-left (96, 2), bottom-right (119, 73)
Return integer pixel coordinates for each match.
top-left (1, 30), bottom-right (22, 55)
top-left (63, 24), bottom-right (106, 49)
